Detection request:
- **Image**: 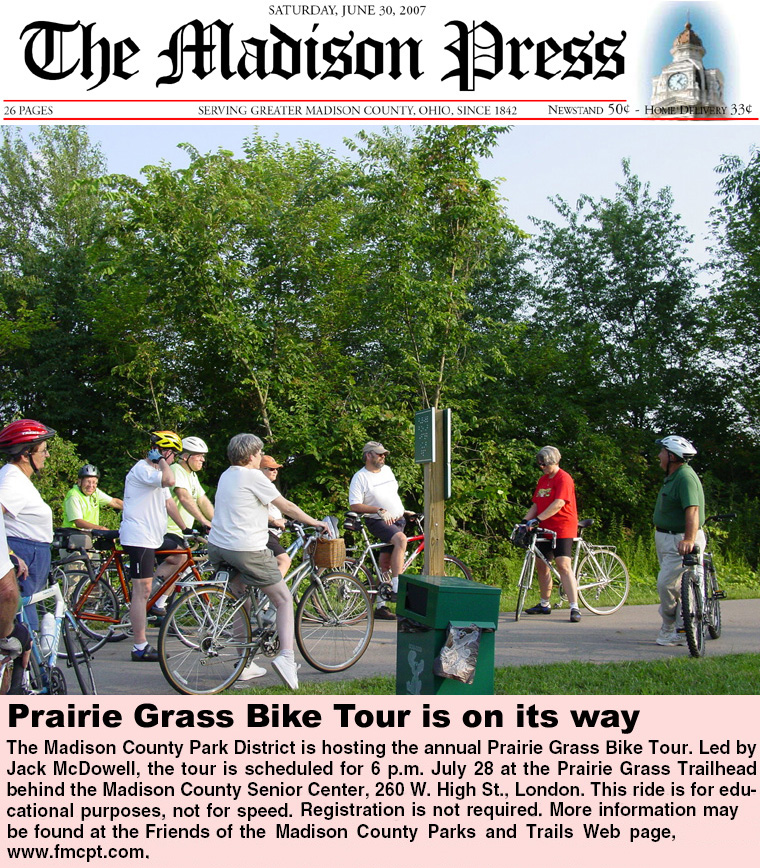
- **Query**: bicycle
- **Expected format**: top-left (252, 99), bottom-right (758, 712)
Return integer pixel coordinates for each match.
top-left (679, 513), bottom-right (733, 658)
top-left (20, 583), bottom-right (97, 694)
top-left (58, 528), bottom-right (212, 653)
top-left (0, 643), bottom-right (20, 694)
top-left (510, 519), bottom-right (630, 621)
top-left (157, 522), bottom-right (374, 695)
top-left (341, 511), bottom-right (473, 601)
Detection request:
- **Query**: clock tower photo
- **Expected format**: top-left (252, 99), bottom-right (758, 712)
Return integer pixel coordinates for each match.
top-left (650, 19), bottom-right (725, 115)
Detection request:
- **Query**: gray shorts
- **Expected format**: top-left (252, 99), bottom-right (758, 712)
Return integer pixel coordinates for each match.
top-left (207, 543), bottom-right (282, 587)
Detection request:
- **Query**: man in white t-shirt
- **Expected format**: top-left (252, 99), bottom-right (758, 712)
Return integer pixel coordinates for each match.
top-left (348, 441), bottom-right (407, 621)
top-left (208, 433), bottom-right (328, 689)
top-left (120, 431), bottom-right (186, 662)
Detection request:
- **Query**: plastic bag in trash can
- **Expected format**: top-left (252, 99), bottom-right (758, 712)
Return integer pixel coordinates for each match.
top-left (433, 624), bottom-right (481, 684)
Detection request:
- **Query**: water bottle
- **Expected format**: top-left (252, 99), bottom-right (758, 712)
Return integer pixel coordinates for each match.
top-left (39, 612), bottom-right (56, 657)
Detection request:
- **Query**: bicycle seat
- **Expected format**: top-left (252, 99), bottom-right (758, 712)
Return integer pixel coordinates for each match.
top-left (343, 513), bottom-right (363, 532)
top-left (91, 529), bottom-right (120, 541)
top-left (578, 519), bottom-right (594, 529)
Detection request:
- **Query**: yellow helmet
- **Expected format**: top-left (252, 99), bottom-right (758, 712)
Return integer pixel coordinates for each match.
top-left (150, 430), bottom-right (182, 451)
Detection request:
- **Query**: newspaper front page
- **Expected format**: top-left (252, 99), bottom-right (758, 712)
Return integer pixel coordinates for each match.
top-left (2, 1), bottom-right (758, 866)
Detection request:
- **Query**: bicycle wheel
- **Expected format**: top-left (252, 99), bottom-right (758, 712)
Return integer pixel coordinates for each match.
top-left (681, 568), bottom-right (706, 658)
top-left (704, 558), bottom-right (722, 640)
top-left (337, 557), bottom-right (377, 592)
top-left (0, 659), bottom-right (12, 695)
top-left (442, 555), bottom-right (474, 582)
top-left (514, 554), bottom-right (534, 622)
top-left (576, 549), bottom-right (630, 615)
top-left (49, 561), bottom-right (81, 605)
top-left (70, 575), bottom-right (120, 651)
top-left (295, 572), bottom-right (373, 672)
top-left (158, 586), bottom-right (251, 695)
top-left (402, 551), bottom-right (474, 581)
top-left (62, 617), bottom-right (97, 695)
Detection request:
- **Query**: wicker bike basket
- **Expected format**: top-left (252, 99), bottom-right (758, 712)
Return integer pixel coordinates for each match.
top-left (312, 537), bottom-right (347, 570)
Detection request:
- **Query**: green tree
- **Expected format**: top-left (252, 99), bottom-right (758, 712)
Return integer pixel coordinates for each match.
top-left (709, 145), bottom-right (760, 442)
top-left (0, 126), bottom-right (113, 455)
top-left (345, 126), bottom-right (517, 412)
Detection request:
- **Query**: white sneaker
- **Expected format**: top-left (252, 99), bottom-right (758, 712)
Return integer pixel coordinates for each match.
top-left (238, 659), bottom-right (267, 680)
top-left (272, 655), bottom-right (300, 690)
top-left (656, 629), bottom-right (686, 646)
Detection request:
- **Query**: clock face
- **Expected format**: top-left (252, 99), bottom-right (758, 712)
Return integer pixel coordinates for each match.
top-left (668, 72), bottom-right (688, 90)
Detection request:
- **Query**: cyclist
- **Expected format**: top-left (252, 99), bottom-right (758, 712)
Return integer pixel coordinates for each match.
top-left (653, 435), bottom-right (705, 647)
top-left (520, 445), bottom-right (582, 623)
top-left (348, 441), bottom-right (407, 621)
top-left (167, 436), bottom-right (214, 537)
top-left (148, 435), bottom-right (215, 614)
top-left (0, 419), bottom-right (57, 630)
top-left (207, 433), bottom-right (329, 688)
top-left (63, 464), bottom-right (123, 531)
top-left (0, 508), bottom-right (32, 694)
top-left (120, 431), bottom-right (187, 662)
top-left (260, 455), bottom-right (291, 578)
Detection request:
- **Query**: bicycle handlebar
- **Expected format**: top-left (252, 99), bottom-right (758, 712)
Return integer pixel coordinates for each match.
top-left (705, 514), bottom-right (736, 524)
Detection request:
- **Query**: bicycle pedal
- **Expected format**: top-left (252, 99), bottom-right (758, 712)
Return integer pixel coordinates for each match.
top-left (714, 590), bottom-right (726, 599)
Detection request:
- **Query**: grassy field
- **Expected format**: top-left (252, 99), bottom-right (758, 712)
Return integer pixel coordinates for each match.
top-left (230, 653), bottom-right (760, 696)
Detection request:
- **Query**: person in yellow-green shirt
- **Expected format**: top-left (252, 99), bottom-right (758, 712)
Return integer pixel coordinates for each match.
top-left (62, 464), bottom-right (123, 531)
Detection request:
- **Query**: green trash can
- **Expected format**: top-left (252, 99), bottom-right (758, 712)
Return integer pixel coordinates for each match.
top-left (395, 573), bottom-right (501, 695)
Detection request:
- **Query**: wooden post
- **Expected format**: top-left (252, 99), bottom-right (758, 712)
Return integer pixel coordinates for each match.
top-left (423, 408), bottom-right (446, 576)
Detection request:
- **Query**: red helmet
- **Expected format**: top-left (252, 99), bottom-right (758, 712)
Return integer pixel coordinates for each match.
top-left (0, 419), bottom-right (56, 456)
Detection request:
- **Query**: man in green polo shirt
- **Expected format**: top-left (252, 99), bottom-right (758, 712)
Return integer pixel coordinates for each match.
top-left (653, 436), bottom-right (705, 647)
top-left (63, 464), bottom-right (123, 530)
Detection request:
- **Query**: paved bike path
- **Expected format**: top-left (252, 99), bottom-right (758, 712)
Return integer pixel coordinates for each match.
top-left (79, 599), bottom-right (759, 695)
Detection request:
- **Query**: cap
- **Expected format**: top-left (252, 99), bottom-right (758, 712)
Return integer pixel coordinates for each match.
top-left (363, 441), bottom-right (389, 456)
top-left (260, 455), bottom-right (283, 469)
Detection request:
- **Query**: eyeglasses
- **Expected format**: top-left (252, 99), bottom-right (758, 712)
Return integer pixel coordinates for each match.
top-left (537, 461), bottom-right (547, 467)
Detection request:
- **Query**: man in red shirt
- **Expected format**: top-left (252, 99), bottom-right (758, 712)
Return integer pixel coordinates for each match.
top-left (521, 445), bottom-right (581, 622)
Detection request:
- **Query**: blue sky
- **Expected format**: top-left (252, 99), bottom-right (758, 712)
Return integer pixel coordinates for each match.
top-left (65, 122), bottom-right (756, 272)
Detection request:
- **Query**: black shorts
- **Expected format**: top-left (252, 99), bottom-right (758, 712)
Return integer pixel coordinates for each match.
top-left (124, 535), bottom-right (188, 580)
top-left (364, 516), bottom-right (407, 547)
top-left (536, 537), bottom-right (574, 561)
top-left (266, 531), bottom-right (287, 558)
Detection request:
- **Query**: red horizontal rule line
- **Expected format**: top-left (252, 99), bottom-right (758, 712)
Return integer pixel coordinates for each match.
top-left (4, 117), bottom-right (755, 122)
top-left (5, 98), bottom-right (626, 103)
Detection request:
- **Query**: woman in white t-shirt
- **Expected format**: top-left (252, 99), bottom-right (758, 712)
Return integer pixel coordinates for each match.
top-left (120, 431), bottom-right (186, 663)
top-left (208, 434), bottom-right (329, 690)
top-left (0, 419), bottom-right (57, 630)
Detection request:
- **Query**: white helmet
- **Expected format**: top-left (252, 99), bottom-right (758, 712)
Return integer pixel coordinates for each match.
top-left (656, 435), bottom-right (697, 460)
top-left (181, 436), bottom-right (209, 455)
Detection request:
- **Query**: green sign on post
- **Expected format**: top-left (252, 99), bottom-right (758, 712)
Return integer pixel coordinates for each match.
top-left (414, 408), bottom-right (435, 464)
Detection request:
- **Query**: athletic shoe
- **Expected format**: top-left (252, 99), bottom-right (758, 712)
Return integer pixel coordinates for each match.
top-left (525, 604), bottom-right (551, 615)
top-left (148, 605), bottom-right (167, 617)
top-left (0, 636), bottom-right (22, 657)
top-left (131, 644), bottom-right (159, 661)
top-left (569, 609), bottom-right (581, 623)
top-left (656, 629), bottom-right (686, 646)
top-left (375, 607), bottom-right (397, 621)
top-left (237, 660), bottom-right (266, 680)
top-left (271, 655), bottom-right (300, 690)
